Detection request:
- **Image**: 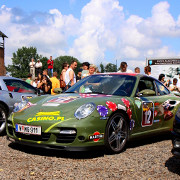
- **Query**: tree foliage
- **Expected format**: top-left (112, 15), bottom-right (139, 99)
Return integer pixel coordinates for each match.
top-left (54, 56), bottom-right (81, 77)
top-left (6, 46), bottom-right (82, 78)
top-left (6, 47), bottom-right (41, 78)
top-left (105, 63), bottom-right (117, 72)
top-left (100, 62), bottom-right (105, 73)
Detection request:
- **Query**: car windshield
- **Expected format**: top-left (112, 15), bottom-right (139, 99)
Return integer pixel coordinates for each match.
top-left (66, 74), bottom-right (136, 96)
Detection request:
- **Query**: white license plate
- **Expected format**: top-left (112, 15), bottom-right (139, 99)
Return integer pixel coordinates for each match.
top-left (15, 124), bottom-right (41, 135)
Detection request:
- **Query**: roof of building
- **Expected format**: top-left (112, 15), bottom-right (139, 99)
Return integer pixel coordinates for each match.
top-left (0, 31), bottom-right (8, 38)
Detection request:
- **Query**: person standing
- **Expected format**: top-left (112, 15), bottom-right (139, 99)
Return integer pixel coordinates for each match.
top-left (118, 62), bottom-right (133, 73)
top-left (47, 56), bottom-right (54, 77)
top-left (29, 58), bottom-right (35, 80)
top-left (81, 62), bottom-right (90, 78)
top-left (60, 62), bottom-right (69, 90)
top-left (50, 72), bottom-right (60, 95)
top-left (144, 66), bottom-right (151, 76)
top-left (35, 59), bottom-right (42, 76)
top-left (134, 67), bottom-right (140, 73)
top-left (65, 60), bottom-right (77, 89)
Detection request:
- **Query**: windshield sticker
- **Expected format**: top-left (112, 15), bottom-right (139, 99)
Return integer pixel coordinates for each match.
top-left (97, 105), bottom-right (108, 118)
top-left (142, 102), bottom-right (154, 127)
top-left (47, 96), bottom-right (80, 104)
top-left (106, 101), bottom-right (117, 111)
top-left (89, 132), bottom-right (104, 142)
top-left (27, 111), bottom-right (64, 123)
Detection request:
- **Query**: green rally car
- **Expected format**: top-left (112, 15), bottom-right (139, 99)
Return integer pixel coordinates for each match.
top-left (6, 73), bottom-right (180, 153)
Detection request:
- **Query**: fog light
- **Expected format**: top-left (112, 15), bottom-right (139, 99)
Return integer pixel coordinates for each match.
top-left (60, 130), bottom-right (76, 134)
top-left (78, 136), bottom-right (85, 141)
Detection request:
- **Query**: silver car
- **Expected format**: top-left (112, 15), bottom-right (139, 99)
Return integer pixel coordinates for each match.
top-left (0, 76), bottom-right (41, 135)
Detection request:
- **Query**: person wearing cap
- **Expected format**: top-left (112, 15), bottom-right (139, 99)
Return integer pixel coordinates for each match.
top-left (35, 59), bottom-right (42, 76)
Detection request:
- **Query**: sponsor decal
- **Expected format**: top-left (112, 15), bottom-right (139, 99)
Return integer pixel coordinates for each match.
top-left (27, 111), bottom-right (64, 122)
top-left (47, 96), bottom-right (80, 104)
top-left (142, 102), bottom-right (154, 127)
top-left (97, 105), bottom-right (108, 117)
top-left (106, 101), bottom-right (117, 111)
top-left (79, 93), bottom-right (112, 98)
top-left (42, 103), bottom-right (60, 107)
top-left (89, 131), bottom-right (104, 142)
top-left (130, 119), bottom-right (135, 130)
top-left (154, 119), bottom-right (161, 123)
top-left (17, 102), bottom-right (36, 112)
top-left (117, 104), bottom-right (126, 111)
top-left (121, 98), bottom-right (132, 120)
top-left (135, 100), bottom-right (141, 109)
top-left (22, 96), bottom-right (33, 100)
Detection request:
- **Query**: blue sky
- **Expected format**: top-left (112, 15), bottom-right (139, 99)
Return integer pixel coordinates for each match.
top-left (1, 0), bottom-right (180, 72)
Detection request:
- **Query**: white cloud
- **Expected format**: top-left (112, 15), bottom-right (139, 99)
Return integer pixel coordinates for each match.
top-left (1, 0), bottom-right (180, 69)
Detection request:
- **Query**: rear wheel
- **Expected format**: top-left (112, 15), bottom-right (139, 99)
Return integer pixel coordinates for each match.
top-left (105, 112), bottom-right (128, 154)
top-left (0, 105), bottom-right (7, 135)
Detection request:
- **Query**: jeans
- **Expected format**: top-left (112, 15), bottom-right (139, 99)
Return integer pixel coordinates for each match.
top-left (48, 68), bottom-right (53, 77)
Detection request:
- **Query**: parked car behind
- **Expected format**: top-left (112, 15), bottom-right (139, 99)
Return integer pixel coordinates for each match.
top-left (0, 76), bottom-right (42, 135)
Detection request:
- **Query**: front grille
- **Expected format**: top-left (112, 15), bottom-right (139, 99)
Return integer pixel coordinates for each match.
top-left (56, 128), bottom-right (77, 143)
top-left (56, 134), bottom-right (76, 143)
top-left (15, 132), bottom-right (51, 141)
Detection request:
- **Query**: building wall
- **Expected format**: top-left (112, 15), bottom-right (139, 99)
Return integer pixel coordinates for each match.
top-left (0, 47), bottom-right (5, 76)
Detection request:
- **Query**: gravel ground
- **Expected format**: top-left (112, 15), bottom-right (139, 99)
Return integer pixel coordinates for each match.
top-left (0, 135), bottom-right (180, 180)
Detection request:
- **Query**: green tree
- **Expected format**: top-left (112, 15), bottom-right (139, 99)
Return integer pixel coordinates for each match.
top-left (100, 62), bottom-right (105, 73)
top-left (105, 63), bottom-right (117, 72)
top-left (6, 46), bottom-right (40, 78)
top-left (54, 56), bottom-right (81, 77)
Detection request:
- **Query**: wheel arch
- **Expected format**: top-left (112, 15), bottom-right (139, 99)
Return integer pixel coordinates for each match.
top-left (0, 101), bottom-right (9, 116)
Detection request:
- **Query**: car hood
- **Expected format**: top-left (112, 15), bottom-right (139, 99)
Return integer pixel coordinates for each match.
top-left (12, 93), bottom-right (132, 127)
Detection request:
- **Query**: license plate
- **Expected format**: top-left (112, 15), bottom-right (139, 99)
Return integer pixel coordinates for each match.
top-left (15, 124), bottom-right (41, 135)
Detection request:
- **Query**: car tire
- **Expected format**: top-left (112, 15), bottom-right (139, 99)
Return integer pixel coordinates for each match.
top-left (0, 104), bottom-right (7, 135)
top-left (105, 112), bottom-right (129, 154)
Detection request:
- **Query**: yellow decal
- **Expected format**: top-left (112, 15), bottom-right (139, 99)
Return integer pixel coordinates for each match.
top-left (27, 111), bottom-right (64, 122)
top-left (44, 118), bottom-right (72, 133)
top-left (36, 111), bottom-right (60, 116)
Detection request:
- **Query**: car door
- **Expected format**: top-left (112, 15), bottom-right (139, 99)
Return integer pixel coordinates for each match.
top-left (134, 77), bottom-right (165, 133)
top-left (3, 79), bottom-right (37, 111)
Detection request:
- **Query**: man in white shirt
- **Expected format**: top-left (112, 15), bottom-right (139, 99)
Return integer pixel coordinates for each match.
top-left (65, 60), bottom-right (77, 89)
top-left (29, 58), bottom-right (35, 80)
top-left (35, 59), bottom-right (42, 76)
top-left (118, 62), bottom-right (133, 73)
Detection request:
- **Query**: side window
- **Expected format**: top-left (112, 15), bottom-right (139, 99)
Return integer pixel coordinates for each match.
top-left (4, 79), bottom-right (36, 94)
top-left (155, 80), bottom-right (170, 95)
top-left (137, 78), bottom-right (155, 92)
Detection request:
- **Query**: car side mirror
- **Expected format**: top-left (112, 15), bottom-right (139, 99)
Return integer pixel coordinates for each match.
top-left (137, 89), bottom-right (156, 97)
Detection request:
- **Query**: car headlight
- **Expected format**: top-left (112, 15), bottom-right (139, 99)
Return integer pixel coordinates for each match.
top-left (176, 107), bottom-right (180, 119)
top-left (74, 102), bottom-right (96, 120)
top-left (13, 99), bottom-right (29, 113)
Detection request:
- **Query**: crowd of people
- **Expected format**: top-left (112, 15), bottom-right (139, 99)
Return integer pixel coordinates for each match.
top-left (26, 57), bottom-right (180, 95)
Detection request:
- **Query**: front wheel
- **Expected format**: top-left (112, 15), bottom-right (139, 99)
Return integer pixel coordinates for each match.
top-left (105, 112), bottom-right (128, 154)
top-left (0, 105), bottom-right (7, 135)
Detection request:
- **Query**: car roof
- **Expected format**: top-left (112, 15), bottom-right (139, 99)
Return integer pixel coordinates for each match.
top-left (0, 76), bottom-right (23, 80)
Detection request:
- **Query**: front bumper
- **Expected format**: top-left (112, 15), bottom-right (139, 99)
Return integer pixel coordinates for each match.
top-left (7, 136), bottom-right (104, 151)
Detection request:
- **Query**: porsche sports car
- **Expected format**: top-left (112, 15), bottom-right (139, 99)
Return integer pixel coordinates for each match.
top-left (6, 73), bottom-right (180, 153)
top-left (171, 108), bottom-right (180, 157)
top-left (0, 76), bottom-right (42, 135)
